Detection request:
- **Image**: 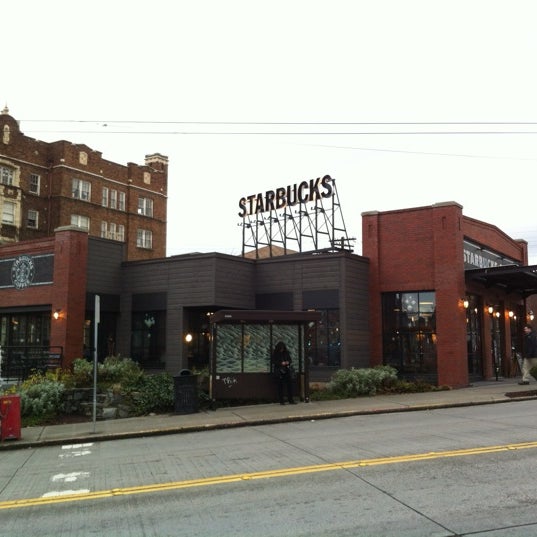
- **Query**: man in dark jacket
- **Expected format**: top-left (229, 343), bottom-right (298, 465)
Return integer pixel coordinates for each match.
top-left (519, 323), bottom-right (537, 385)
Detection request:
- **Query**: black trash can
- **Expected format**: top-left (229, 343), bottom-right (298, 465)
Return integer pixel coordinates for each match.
top-left (173, 369), bottom-right (199, 414)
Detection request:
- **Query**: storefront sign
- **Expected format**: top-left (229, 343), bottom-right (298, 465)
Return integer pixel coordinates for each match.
top-left (0, 254), bottom-right (54, 289)
top-left (463, 241), bottom-right (518, 269)
top-left (238, 174), bottom-right (333, 217)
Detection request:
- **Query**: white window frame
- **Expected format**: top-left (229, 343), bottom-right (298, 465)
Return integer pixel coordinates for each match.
top-left (0, 165), bottom-right (14, 186)
top-left (27, 209), bottom-right (39, 229)
top-left (2, 201), bottom-right (15, 224)
top-left (110, 189), bottom-right (117, 209)
top-left (72, 178), bottom-right (91, 201)
top-left (101, 221), bottom-right (107, 238)
top-left (117, 224), bottom-right (125, 242)
top-left (118, 191), bottom-right (126, 211)
top-left (138, 197), bottom-right (154, 217)
top-left (102, 187), bottom-right (109, 207)
top-left (71, 214), bottom-right (90, 231)
top-left (29, 173), bottom-right (40, 194)
top-left (137, 229), bottom-right (152, 249)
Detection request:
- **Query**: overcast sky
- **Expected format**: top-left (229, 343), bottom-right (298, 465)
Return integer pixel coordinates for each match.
top-left (4, 0), bottom-right (537, 263)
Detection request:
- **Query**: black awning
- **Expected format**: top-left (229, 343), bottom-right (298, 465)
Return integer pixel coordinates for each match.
top-left (465, 265), bottom-right (537, 298)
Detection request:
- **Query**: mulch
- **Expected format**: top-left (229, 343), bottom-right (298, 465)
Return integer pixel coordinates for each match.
top-left (505, 390), bottom-right (537, 399)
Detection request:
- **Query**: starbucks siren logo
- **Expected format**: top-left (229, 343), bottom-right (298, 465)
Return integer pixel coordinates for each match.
top-left (11, 255), bottom-right (35, 290)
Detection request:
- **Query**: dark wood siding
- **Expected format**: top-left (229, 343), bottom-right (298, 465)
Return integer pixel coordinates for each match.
top-left (86, 237), bottom-right (124, 294)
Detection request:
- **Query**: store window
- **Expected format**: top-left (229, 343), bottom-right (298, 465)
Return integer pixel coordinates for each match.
top-left (382, 291), bottom-right (437, 379)
top-left (130, 311), bottom-right (165, 367)
top-left (465, 294), bottom-right (483, 378)
top-left (305, 308), bottom-right (340, 367)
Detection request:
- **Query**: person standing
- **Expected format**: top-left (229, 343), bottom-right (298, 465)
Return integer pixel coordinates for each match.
top-left (272, 341), bottom-right (296, 405)
top-left (519, 323), bottom-right (537, 385)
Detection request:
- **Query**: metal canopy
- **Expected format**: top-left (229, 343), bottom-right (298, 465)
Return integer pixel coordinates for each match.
top-left (465, 264), bottom-right (537, 298)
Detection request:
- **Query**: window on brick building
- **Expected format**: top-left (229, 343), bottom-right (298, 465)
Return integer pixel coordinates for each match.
top-left (110, 189), bottom-right (117, 209)
top-left (0, 165), bottom-right (14, 186)
top-left (381, 291), bottom-right (437, 381)
top-left (2, 201), bottom-right (15, 224)
top-left (118, 191), bottom-right (126, 211)
top-left (72, 178), bottom-right (91, 201)
top-left (27, 210), bottom-right (39, 229)
top-left (138, 197), bottom-right (153, 217)
top-left (71, 214), bottom-right (90, 231)
top-left (101, 221), bottom-right (125, 241)
top-left (102, 187), bottom-right (109, 207)
top-left (29, 174), bottom-right (40, 194)
top-left (137, 229), bottom-right (152, 249)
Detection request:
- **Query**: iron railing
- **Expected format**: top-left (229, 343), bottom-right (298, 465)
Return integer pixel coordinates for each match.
top-left (0, 346), bottom-right (63, 382)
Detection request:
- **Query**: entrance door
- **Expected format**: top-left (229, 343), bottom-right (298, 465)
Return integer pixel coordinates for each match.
top-left (465, 295), bottom-right (483, 380)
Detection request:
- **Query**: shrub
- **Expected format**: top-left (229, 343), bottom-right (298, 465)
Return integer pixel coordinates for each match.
top-left (98, 356), bottom-right (144, 389)
top-left (127, 372), bottom-right (174, 415)
top-left (326, 365), bottom-right (398, 397)
top-left (17, 372), bottom-right (66, 425)
top-left (69, 356), bottom-right (144, 390)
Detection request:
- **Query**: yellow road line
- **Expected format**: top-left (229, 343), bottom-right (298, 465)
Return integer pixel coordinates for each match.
top-left (1, 439), bottom-right (536, 510)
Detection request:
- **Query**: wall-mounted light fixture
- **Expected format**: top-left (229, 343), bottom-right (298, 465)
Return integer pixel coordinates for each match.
top-left (184, 333), bottom-right (193, 344)
top-left (508, 310), bottom-right (514, 318)
top-left (487, 305), bottom-right (494, 315)
top-left (529, 311), bottom-right (535, 322)
top-left (53, 309), bottom-right (62, 320)
top-left (495, 311), bottom-right (501, 318)
top-left (462, 298), bottom-right (469, 309)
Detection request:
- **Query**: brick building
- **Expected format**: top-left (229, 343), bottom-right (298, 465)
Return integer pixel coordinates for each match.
top-left (0, 107), bottom-right (167, 261)
top-left (362, 202), bottom-right (537, 387)
top-left (1, 108), bottom-right (537, 390)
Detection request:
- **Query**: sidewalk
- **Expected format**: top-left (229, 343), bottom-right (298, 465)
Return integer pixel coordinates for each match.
top-left (2, 378), bottom-right (537, 451)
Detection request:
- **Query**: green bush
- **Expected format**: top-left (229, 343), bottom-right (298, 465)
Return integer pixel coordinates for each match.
top-left (69, 356), bottom-right (144, 390)
top-left (127, 372), bottom-right (174, 415)
top-left (326, 365), bottom-right (398, 397)
top-left (17, 372), bottom-right (66, 425)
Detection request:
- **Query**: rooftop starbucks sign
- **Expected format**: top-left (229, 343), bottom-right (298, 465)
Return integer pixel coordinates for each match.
top-left (238, 174), bottom-right (354, 257)
top-left (238, 175), bottom-right (333, 217)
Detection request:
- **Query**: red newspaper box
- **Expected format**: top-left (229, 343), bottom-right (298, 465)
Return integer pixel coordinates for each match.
top-left (0, 395), bottom-right (21, 441)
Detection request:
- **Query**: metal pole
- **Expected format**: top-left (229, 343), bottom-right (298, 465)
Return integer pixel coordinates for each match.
top-left (93, 295), bottom-right (100, 432)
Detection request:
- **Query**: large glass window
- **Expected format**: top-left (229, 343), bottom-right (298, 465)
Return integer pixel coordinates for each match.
top-left (465, 294), bottom-right (483, 378)
top-left (382, 291), bottom-right (437, 379)
top-left (131, 311), bottom-right (165, 367)
top-left (304, 309), bottom-right (340, 367)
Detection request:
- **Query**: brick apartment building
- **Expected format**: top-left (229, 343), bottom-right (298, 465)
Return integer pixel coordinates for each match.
top-left (0, 107), bottom-right (167, 261)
